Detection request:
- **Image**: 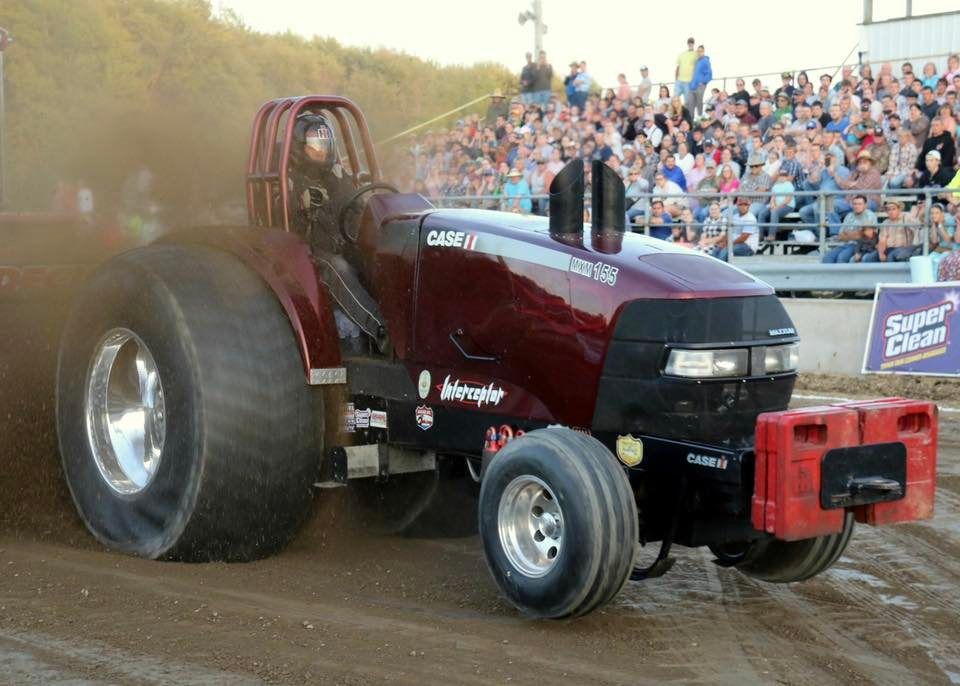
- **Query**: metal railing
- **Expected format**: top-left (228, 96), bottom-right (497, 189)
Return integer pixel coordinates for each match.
top-left (702, 50), bottom-right (955, 99)
top-left (425, 185), bottom-right (958, 265)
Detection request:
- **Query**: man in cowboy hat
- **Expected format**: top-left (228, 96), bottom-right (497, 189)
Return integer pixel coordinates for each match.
top-left (828, 149), bottom-right (882, 233)
top-left (503, 168), bottom-right (532, 214)
top-left (485, 88), bottom-right (509, 126)
top-left (738, 152), bottom-right (772, 219)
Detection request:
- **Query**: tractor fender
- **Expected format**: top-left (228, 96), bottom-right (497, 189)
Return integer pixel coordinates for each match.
top-left (160, 226), bottom-right (343, 384)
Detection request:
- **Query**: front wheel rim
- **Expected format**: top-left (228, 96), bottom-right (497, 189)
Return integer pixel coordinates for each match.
top-left (85, 328), bottom-right (166, 495)
top-left (498, 475), bottom-right (563, 578)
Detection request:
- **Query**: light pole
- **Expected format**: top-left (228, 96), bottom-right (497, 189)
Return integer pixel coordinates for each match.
top-left (517, 1), bottom-right (547, 56)
top-left (0, 27), bottom-right (10, 209)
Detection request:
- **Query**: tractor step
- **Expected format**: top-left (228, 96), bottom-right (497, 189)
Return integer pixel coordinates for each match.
top-left (320, 444), bottom-right (437, 484)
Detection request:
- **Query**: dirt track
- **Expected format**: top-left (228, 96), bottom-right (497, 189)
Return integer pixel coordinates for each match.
top-left (2, 330), bottom-right (960, 685)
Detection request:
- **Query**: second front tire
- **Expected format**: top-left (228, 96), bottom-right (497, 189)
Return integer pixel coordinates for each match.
top-left (479, 428), bottom-right (638, 618)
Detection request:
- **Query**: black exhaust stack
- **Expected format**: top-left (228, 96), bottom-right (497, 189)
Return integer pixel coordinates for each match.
top-left (590, 159), bottom-right (625, 233)
top-left (549, 159), bottom-right (585, 240)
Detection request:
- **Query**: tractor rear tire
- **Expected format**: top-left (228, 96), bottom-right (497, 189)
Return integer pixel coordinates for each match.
top-left (479, 428), bottom-right (638, 618)
top-left (57, 245), bottom-right (320, 561)
top-left (710, 512), bottom-right (855, 583)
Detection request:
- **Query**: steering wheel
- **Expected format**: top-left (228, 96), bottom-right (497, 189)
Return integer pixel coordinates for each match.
top-left (337, 182), bottom-right (400, 245)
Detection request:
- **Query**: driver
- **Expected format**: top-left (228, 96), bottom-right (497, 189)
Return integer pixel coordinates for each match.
top-left (290, 113), bottom-right (355, 253)
top-left (289, 113), bottom-right (387, 351)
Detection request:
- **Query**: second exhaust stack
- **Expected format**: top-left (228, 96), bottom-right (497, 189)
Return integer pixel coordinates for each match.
top-left (590, 159), bottom-right (625, 233)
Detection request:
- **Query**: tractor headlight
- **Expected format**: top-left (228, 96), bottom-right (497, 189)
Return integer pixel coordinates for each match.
top-left (764, 343), bottom-right (800, 373)
top-left (664, 348), bottom-right (749, 378)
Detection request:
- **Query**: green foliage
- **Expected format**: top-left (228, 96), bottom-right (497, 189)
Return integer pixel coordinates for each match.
top-left (2, 0), bottom-right (512, 211)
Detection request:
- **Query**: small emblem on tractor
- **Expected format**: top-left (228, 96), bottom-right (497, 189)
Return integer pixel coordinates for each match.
top-left (415, 405), bottom-right (434, 431)
top-left (616, 435), bottom-right (644, 467)
top-left (418, 370), bottom-right (431, 399)
top-left (342, 403), bottom-right (356, 433)
top-left (370, 410), bottom-right (388, 429)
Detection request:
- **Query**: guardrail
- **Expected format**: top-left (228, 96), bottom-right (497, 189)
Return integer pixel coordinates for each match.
top-left (738, 259), bottom-right (911, 291)
top-left (426, 185), bottom-right (953, 261)
top-left (424, 185), bottom-right (956, 292)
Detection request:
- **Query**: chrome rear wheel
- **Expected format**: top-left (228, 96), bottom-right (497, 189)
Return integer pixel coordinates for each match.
top-left (85, 328), bottom-right (165, 495)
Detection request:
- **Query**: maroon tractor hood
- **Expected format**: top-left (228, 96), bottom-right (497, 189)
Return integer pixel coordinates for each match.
top-left (422, 208), bottom-right (771, 301)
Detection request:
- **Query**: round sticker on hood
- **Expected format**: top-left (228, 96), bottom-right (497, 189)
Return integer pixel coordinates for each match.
top-left (418, 370), bottom-right (431, 399)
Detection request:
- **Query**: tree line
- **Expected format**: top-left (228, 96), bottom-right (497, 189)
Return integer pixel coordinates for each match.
top-left (2, 0), bottom-right (512, 215)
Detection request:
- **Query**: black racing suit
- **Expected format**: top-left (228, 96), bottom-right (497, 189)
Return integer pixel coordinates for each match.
top-left (290, 166), bottom-right (387, 349)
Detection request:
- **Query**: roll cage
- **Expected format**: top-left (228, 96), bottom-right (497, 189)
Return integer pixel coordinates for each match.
top-left (245, 95), bottom-right (381, 231)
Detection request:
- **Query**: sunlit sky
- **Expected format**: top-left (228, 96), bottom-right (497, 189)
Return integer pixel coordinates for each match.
top-left (219, 0), bottom-right (956, 89)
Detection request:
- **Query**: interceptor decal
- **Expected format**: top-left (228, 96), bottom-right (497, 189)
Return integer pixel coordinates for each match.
top-left (435, 375), bottom-right (507, 408)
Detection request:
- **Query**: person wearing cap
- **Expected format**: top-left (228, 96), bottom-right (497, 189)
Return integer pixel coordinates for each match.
top-left (485, 89), bottom-right (509, 127)
top-left (822, 195), bottom-right (876, 262)
top-left (715, 196), bottom-right (758, 260)
top-left (774, 72), bottom-right (796, 101)
top-left (688, 44), bottom-right (713, 118)
top-left (675, 37), bottom-right (697, 101)
top-left (635, 66), bottom-right (652, 104)
top-left (917, 117), bottom-right (956, 171)
top-left (572, 61), bottom-right (592, 111)
top-left (640, 114), bottom-right (663, 149)
top-left (773, 92), bottom-right (792, 124)
top-left (693, 158), bottom-right (721, 220)
top-left (697, 201), bottom-right (729, 255)
top-left (756, 167), bottom-right (796, 242)
top-left (733, 99), bottom-right (756, 126)
top-left (738, 152), bottom-right (772, 219)
top-left (624, 165), bottom-right (651, 224)
top-left (914, 149), bottom-right (955, 191)
top-left (877, 199), bottom-right (919, 262)
top-left (865, 125), bottom-right (890, 174)
top-left (829, 150), bottom-right (882, 233)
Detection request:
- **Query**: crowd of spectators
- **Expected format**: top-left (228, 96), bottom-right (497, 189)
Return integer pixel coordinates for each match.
top-left (402, 46), bottom-right (960, 265)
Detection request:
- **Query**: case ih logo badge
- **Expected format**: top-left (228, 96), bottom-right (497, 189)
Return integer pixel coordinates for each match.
top-left (437, 375), bottom-right (507, 408)
top-left (881, 297), bottom-right (956, 368)
top-left (425, 230), bottom-right (478, 250)
top-left (687, 452), bottom-right (728, 470)
top-left (616, 435), bottom-right (643, 467)
top-left (415, 406), bottom-right (434, 431)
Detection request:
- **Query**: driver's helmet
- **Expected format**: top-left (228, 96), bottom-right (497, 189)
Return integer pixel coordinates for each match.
top-left (293, 113), bottom-right (336, 175)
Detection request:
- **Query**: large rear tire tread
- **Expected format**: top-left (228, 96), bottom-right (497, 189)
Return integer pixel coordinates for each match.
top-left (479, 427), bottom-right (638, 619)
top-left (57, 245), bottom-right (320, 562)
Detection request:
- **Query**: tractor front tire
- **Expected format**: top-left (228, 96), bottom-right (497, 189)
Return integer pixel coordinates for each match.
top-left (479, 428), bottom-right (638, 618)
top-left (57, 245), bottom-right (320, 561)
